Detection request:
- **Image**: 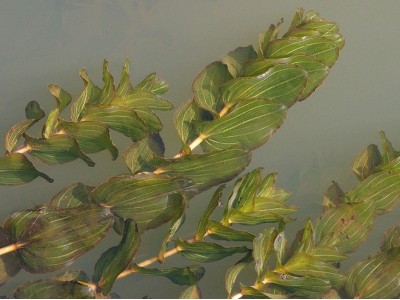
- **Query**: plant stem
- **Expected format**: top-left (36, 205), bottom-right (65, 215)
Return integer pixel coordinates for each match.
top-left (0, 242), bottom-right (27, 256)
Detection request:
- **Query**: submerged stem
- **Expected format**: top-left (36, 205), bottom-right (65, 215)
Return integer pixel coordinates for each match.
top-left (0, 241), bottom-right (27, 256)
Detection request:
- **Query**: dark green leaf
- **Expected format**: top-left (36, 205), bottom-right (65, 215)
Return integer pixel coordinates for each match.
top-left (253, 228), bottom-right (278, 279)
top-left (173, 99), bottom-right (205, 145)
top-left (5, 119), bottom-right (37, 153)
top-left (179, 284), bottom-right (201, 299)
top-left (345, 249), bottom-right (400, 299)
top-left (207, 220), bottom-right (255, 242)
top-left (71, 69), bottom-right (101, 121)
top-left (265, 36), bottom-right (339, 67)
top-left (48, 84), bottom-right (72, 112)
top-left (58, 119), bottom-right (118, 160)
top-left (315, 200), bottom-right (376, 254)
top-left (116, 59), bottom-right (133, 96)
top-left (14, 279), bottom-right (95, 299)
top-left (25, 101), bottom-right (45, 120)
top-left (97, 60), bottom-right (116, 106)
top-left (24, 134), bottom-right (95, 167)
top-left (221, 45), bottom-right (257, 78)
top-left (322, 181), bottom-right (345, 212)
top-left (93, 219), bottom-right (140, 295)
top-left (240, 285), bottom-right (282, 299)
top-left (48, 182), bottom-right (94, 208)
top-left (352, 144), bottom-right (382, 180)
top-left (132, 264), bottom-right (205, 286)
top-left (122, 138), bottom-right (157, 174)
top-left (192, 61), bottom-right (232, 114)
top-left (176, 239), bottom-right (249, 263)
top-left (82, 105), bottom-right (147, 140)
top-left (155, 147), bottom-right (251, 192)
top-left (225, 262), bottom-right (249, 297)
top-left (198, 99), bottom-right (287, 152)
top-left (112, 90), bottom-right (173, 111)
top-left (89, 173), bottom-right (195, 231)
top-left (134, 107), bottom-right (163, 133)
top-left (134, 72), bottom-right (169, 95)
top-left (379, 130), bottom-right (398, 164)
top-left (221, 64), bottom-right (307, 107)
top-left (228, 210), bottom-right (293, 226)
top-left (258, 21), bottom-right (282, 59)
top-left (4, 205), bottom-right (113, 273)
top-left (0, 227), bottom-right (21, 286)
top-left (0, 153), bottom-right (53, 185)
top-left (195, 184), bottom-right (226, 240)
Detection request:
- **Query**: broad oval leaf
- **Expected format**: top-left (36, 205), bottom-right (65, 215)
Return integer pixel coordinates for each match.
top-left (381, 225), bottom-right (400, 252)
top-left (253, 227), bottom-right (278, 279)
top-left (48, 84), bottom-right (72, 112)
top-left (24, 134), bottom-right (95, 167)
top-left (315, 200), bottom-right (376, 254)
top-left (0, 153), bottom-right (53, 185)
top-left (5, 119), bottom-right (37, 153)
top-left (14, 279), bottom-right (95, 299)
top-left (225, 262), bottom-right (248, 297)
top-left (198, 99), bottom-right (287, 152)
top-left (221, 64), bottom-right (307, 107)
top-left (93, 219), bottom-right (140, 295)
top-left (89, 173), bottom-right (195, 231)
top-left (82, 105), bottom-right (147, 140)
top-left (345, 249), bottom-right (400, 299)
top-left (116, 59), bottom-right (133, 96)
top-left (71, 69), bottom-right (101, 122)
top-left (155, 147), bottom-right (251, 192)
top-left (97, 60), bottom-right (116, 106)
top-left (352, 144), bottom-right (382, 180)
top-left (134, 72), bottom-right (169, 95)
top-left (4, 205), bottom-right (113, 273)
top-left (176, 239), bottom-right (249, 263)
top-left (58, 119), bottom-right (118, 160)
top-left (221, 45), bottom-right (257, 78)
top-left (179, 284), bottom-right (201, 299)
top-left (192, 61), bottom-right (232, 114)
top-left (207, 220), bottom-right (255, 242)
top-left (265, 36), bottom-right (339, 67)
top-left (48, 182), bottom-right (94, 208)
top-left (42, 108), bottom-right (60, 139)
top-left (134, 108), bottom-right (163, 133)
top-left (111, 90), bottom-right (173, 111)
top-left (122, 138), bottom-right (157, 174)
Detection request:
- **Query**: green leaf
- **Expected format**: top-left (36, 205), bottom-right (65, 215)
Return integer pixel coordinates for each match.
top-left (345, 249), bottom-right (400, 298)
top-left (253, 227), bottom-right (278, 279)
top-left (5, 119), bottom-right (37, 153)
top-left (352, 144), bottom-right (382, 180)
top-left (97, 60), bottom-right (116, 106)
top-left (111, 90), bottom-right (173, 111)
top-left (315, 200), bottom-right (376, 254)
top-left (265, 36), bottom-right (339, 67)
top-left (322, 181), bottom-right (345, 212)
top-left (71, 69), bottom-right (101, 121)
top-left (258, 21), bottom-right (282, 58)
top-left (134, 72), bottom-right (169, 95)
top-left (176, 238), bottom-right (249, 263)
top-left (134, 107), bottom-right (163, 133)
top-left (0, 153), bottom-right (53, 185)
top-left (4, 205), bottom-right (113, 273)
top-left (155, 147), bottom-right (251, 192)
top-left (122, 138), bottom-right (157, 174)
top-left (58, 119), bottom-right (118, 160)
top-left (42, 108), bottom-right (60, 139)
top-left (379, 130), bottom-right (398, 164)
top-left (116, 59), bottom-right (133, 96)
top-left (0, 227), bottom-right (21, 286)
top-left (207, 220), bottom-right (255, 242)
top-left (345, 168), bottom-right (400, 213)
top-left (274, 231), bottom-right (288, 267)
top-left (24, 134), bottom-right (95, 167)
top-left (82, 105), bottom-right (147, 140)
top-left (221, 45), bottom-right (257, 78)
top-left (381, 225), bottom-right (400, 252)
top-left (14, 279), bottom-right (95, 299)
top-left (198, 99), bottom-right (287, 152)
top-left (225, 262), bottom-right (249, 297)
top-left (195, 184), bottom-right (225, 240)
top-left (173, 99), bottom-right (207, 145)
top-left (179, 284), bottom-right (202, 299)
top-left (89, 173), bottom-right (195, 231)
top-left (221, 64), bottom-right (307, 107)
top-left (48, 182), bottom-right (94, 208)
top-left (264, 272), bottom-right (331, 297)
top-left (192, 61), bottom-right (232, 114)
top-left (132, 264), bottom-right (205, 286)
top-left (93, 219), bottom-right (140, 295)
top-left (25, 100), bottom-right (45, 120)
top-left (227, 210), bottom-right (293, 226)
top-left (48, 84), bottom-right (72, 112)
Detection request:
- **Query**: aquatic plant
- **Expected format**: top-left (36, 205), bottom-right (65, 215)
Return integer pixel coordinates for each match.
top-left (0, 8), bottom-right (399, 298)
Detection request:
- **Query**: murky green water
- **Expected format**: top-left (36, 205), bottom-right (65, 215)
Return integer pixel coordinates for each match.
top-left (1, 1), bottom-right (400, 298)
